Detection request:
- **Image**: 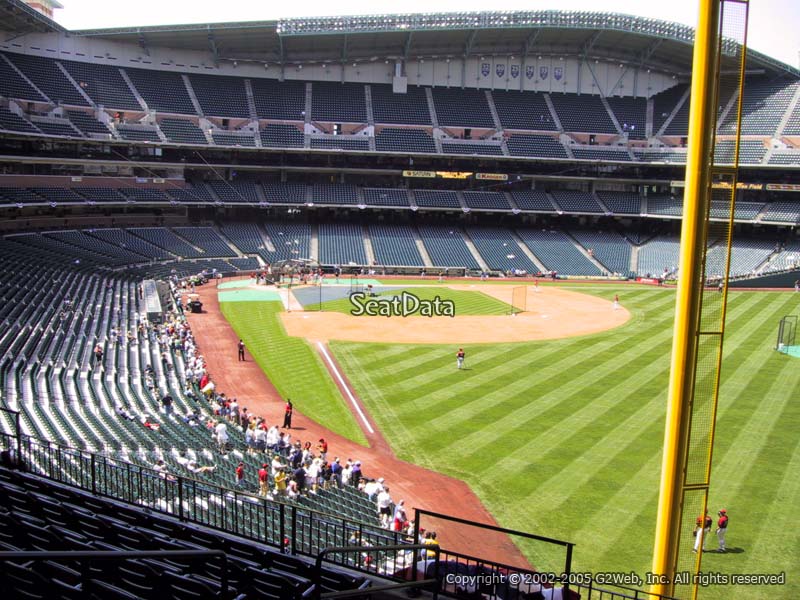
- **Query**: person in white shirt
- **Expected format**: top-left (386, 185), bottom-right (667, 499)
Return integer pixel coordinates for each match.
top-left (266, 425), bottom-right (280, 451)
top-left (341, 461), bottom-right (353, 487)
top-left (306, 459), bottom-right (321, 493)
top-left (376, 487), bottom-right (393, 528)
top-left (364, 477), bottom-right (384, 501)
top-left (214, 420), bottom-right (229, 454)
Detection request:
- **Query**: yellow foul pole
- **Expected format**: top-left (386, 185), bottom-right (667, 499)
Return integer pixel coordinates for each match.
top-left (650, 0), bottom-right (721, 596)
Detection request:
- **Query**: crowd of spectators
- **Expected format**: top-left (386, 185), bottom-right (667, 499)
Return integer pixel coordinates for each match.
top-left (121, 275), bottom-right (409, 534)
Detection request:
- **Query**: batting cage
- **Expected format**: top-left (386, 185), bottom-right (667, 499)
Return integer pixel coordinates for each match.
top-left (510, 286), bottom-right (527, 315)
top-left (776, 315), bottom-right (799, 357)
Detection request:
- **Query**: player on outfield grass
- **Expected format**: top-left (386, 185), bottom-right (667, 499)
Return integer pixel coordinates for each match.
top-left (693, 509), bottom-right (712, 552)
top-left (456, 348), bottom-right (465, 369)
top-left (716, 509), bottom-right (728, 552)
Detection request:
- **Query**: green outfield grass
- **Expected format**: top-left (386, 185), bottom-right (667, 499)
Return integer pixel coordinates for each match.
top-left (219, 299), bottom-right (367, 445)
top-left (329, 286), bottom-right (800, 600)
top-left (304, 286), bottom-right (511, 315)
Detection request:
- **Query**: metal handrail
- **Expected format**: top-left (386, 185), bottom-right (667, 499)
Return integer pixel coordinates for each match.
top-left (0, 406), bottom-right (21, 460)
top-left (313, 543), bottom-right (441, 600)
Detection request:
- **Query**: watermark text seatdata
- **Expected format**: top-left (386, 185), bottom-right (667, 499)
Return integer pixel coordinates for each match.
top-left (349, 291), bottom-right (455, 317)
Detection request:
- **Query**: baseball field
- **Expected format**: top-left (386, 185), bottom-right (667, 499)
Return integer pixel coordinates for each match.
top-left (220, 280), bottom-right (800, 600)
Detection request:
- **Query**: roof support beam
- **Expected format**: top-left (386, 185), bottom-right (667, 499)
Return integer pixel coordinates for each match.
top-left (278, 36), bottom-right (285, 80)
top-left (207, 26), bottom-right (218, 66)
top-left (522, 29), bottom-right (540, 56)
top-left (608, 39), bottom-right (664, 97)
top-left (341, 34), bottom-right (349, 83)
top-left (579, 30), bottom-right (604, 95)
top-left (639, 38), bottom-right (664, 68)
top-left (519, 30), bottom-right (540, 91)
top-left (403, 32), bottom-right (414, 60)
top-left (137, 28), bottom-right (150, 56)
top-left (581, 30), bottom-right (603, 57)
top-left (461, 30), bottom-right (479, 88)
top-left (463, 29), bottom-right (478, 57)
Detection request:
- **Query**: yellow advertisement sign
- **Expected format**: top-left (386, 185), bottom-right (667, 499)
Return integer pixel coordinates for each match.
top-left (402, 170), bottom-right (436, 178)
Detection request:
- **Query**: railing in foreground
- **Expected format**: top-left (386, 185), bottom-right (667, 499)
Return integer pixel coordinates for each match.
top-left (0, 550), bottom-right (228, 596)
top-left (0, 431), bottom-right (679, 600)
top-left (314, 544), bottom-right (441, 600)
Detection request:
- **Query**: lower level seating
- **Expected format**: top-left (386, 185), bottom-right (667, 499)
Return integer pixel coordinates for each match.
top-left (704, 239), bottom-right (774, 279)
top-left (0, 467), bottom-right (371, 600)
top-left (467, 227), bottom-right (537, 272)
top-left (761, 241), bottom-right (800, 273)
top-left (638, 236), bottom-right (681, 276)
top-left (518, 229), bottom-right (602, 276)
top-left (569, 230), bottom-right (632, 275)
top-left (417, 226), bottom-right (480, 270)
top-left (318, 223), bottom-right (367, 265)
top-left (368, 224), bottom-right (424, 266)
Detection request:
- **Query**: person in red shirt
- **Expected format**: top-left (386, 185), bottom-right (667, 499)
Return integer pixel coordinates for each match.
top-left (258, 463), bottom-right (269, 497)
top-left (283, 399), bottom-right (293, 429)
top-left (235, 462), bottom-right (245, 489)
top-left (716, 509), bottom-right (729, 552)
top-left (317, 438), bottom-right (328, 462)
top-left (456, 348), bottom-right (465, 370)
top-left (693, 509), bottom-right (712, 552)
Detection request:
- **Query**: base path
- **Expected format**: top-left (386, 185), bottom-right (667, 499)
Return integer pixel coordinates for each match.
top-left (282, 284), bottom-right (630, 344)
top-left (185, 279), bottom-right (529, 567)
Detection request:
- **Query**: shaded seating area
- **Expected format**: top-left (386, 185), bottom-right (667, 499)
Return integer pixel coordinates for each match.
top-left (318, 223), bottom-right (368, 265)
top-left (517, 228), bottom-right (602, 276)
top-left (466, 227), bottom-right (537, 272)
top-left (368, 224), bottom-right (424, 266)
top-left (417, 225), bottom-right (480, 269)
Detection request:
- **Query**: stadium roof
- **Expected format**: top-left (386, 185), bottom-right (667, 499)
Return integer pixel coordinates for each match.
top-left (67, 10), bottom-right (799, 78)
top-left (0, 0), bottom-right (64, 34)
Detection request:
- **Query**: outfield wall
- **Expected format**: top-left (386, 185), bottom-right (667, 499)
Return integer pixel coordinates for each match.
top-left (729, 268), bottom-right (800, 288)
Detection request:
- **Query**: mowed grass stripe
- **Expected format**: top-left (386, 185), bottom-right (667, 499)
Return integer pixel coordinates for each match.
top-left (332, 344), bottom-right (436, 468)
top-left (390, 290), bottom-right (674, 414)
top-left (525, 293), bottom-right (777, 523)
top-left (355, 344), bottom-right (434, 370)
top-left (571, 451), bottom-right (662, 572)
top-left (734, 432), bottom-right (800, 600)
top-left (385, 335), bottom-right (604, 397)
top-left (441, 307), bottom-right (678, 459)
top-left (328, 287), bottom-right (800, 593)
top-left (220, 301), bottom-right (367, 445)
top-left (351, 290), bottom-right (676, 462)
top-left (515, 364), bottom-right (671, 509)
top-left (529, 292), bottom-right (797, 592)
top-left (448, 288), bottom-right (764, 458)
top-left (458, 336), bottom-right (674, 475)
top-left (530, 293), bottom-right (784, 548)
